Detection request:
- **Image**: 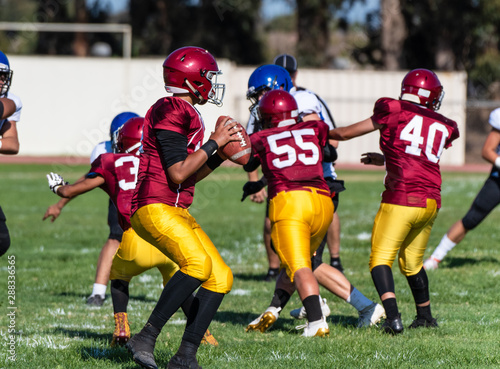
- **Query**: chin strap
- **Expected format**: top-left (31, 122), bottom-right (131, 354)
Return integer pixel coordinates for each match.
top-left (184, 79), bottom-right (205, 103)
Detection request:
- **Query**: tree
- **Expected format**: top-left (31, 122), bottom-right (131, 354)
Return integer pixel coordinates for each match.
top-left (129, 0), bottom-right (265, 63)
top-left (296, 0), bottom-right (331, 68)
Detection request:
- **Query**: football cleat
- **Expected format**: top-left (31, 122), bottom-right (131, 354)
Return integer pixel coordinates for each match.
top-left (357, 302), bottom-right (386, 328)
top-left (86, 294), bottom-right (104, 306)
top-left (246, 306), bottom-right (281, 333)
top-left (381, 314), bottom-right (404, 335)
top-left (125, 323), bottom-right (160, 369)
top-left (290, 297), bottom-right (331, 320)
top-left (167, 353), bottom-right (202, 369)
top-left (111, 312), bottom-right (130, 347)
top-left (200, 329), bottom-right (218, 346)
top-left (296, 317), bottom-right (330, 337)
top-left (423, 257), bottom-right (440, 271)
top-left (409, 316), bottom-right (438, 329)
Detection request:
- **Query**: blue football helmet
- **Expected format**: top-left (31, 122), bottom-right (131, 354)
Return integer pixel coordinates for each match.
top-left (246, 64), bottom-right (292, 106)
top-left (0, 51), bottom-right (13, 97)
top-left (110, 111), bottom-right (139, 138)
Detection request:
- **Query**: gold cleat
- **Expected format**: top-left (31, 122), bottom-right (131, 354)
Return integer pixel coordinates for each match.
top-left (201, 329), bottom-right (219, 346)
top-left (246, 306), bottom-right (281, 333)
top-left (111, 312), bottom-right (130, 347)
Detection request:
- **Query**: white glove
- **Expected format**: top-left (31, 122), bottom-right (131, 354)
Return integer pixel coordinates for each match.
top-left (46, 172), bottom-right (67, 194)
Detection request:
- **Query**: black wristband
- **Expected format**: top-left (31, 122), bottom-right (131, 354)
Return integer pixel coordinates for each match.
top-left (206, 153), bottom-right (225, 170)
top-left (200, 139), bottom-right (219, 157)
top-left (0, 101), bottom-right (4, 118)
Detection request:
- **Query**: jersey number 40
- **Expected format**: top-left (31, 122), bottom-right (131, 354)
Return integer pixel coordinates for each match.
top-left (400, 115), bottom-right (449, 163)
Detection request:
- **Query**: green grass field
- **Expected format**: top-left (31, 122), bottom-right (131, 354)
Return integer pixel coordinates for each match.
top-left (1, 163), bottom-right (500, 368)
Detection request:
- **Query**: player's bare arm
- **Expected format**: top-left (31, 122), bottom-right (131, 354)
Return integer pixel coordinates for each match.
top-left (48, 173), bottom-right (105, 198)
top-left (0, 120), bottom-right (19, 154)
top-left (301, 112), bottom-right (321, 122)
top-left (482, 128), bottom-right (500, 165)
top-left (167, 120), bottom-right (241, 184)
top-left (0, 97), bottom-right (15, 119)
top-left (328, 118), bottom-right (381, 141)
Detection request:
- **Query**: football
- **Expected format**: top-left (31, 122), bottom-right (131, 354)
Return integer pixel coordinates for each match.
top-left (215, 115), bottom-right (252, 165)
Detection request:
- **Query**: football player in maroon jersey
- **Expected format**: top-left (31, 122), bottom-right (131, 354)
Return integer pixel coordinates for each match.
top-left (245, 90), bottom-right (385, 336)
top-left (46, 117), bottom-right (218, 349)
top-left (329, 69), bottom-right (460, 334)
top-left (126, 47), bottom-right (240, 369)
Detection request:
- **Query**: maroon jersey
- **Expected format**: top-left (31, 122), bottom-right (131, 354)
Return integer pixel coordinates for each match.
top-left (250, 120), bottom-right (330, 199)
top-left (89, 153), bottom-right (140, 230)
top-left (372, 98), bottom-right (459, 208)
top-left (131, 96), bottom-right (205, 213)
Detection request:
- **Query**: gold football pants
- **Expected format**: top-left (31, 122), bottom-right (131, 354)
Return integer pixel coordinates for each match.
top-left (109, 227), bottom-right (178, 285)
top-left (131, 203), bottom-right (233, 294)
top-left (369, 199), bottom-right (439, 276)
top-left (269, 188), bottom-right (333, 282)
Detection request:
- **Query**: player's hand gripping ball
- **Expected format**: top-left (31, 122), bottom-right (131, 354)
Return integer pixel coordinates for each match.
top-left (215, 115), bottom-right (251, 165)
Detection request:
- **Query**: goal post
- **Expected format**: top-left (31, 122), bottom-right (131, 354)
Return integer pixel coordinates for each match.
top-left (0, 22), bottom-right (132, 58)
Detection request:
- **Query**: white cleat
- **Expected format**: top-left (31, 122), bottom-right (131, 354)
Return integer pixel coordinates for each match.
top-left (290, 297), bottom-right (331, 320)
top-left (357, 302), bottom-right (386, 328)
top-left (423, 257), bottom-right (440, 271)
top-left (296, 316), bottom-right (330, 337)
top-left (246, 306), bottom-right (281, 333)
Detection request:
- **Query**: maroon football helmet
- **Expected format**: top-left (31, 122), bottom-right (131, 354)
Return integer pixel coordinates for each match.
top-left (115, 117), bottom-right (144, 155)
top-left (163, 46), bottom-right (225, 106)
top-left (400, 68), bottom-right (444, 111)
top-left (258, 90), bottom-right (299, 128)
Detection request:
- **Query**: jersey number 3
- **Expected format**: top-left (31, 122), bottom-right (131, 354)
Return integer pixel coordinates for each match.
top-left (267, 128), bottom-right (320, 169)
top-left (400, 115), bottom-right (449, 163)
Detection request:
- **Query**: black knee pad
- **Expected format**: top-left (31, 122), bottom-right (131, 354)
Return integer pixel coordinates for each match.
top-left (406, 268), bottom-right (429, 305)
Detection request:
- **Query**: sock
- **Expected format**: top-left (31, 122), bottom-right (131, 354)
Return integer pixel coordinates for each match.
top-left (180, 293), bottom-right (196, 316)
top-left (432, 234), bottom-right (457, 261)
top-left (148, 271), bottom-right (202, 331)
top-left (416, 305), bottom-right (433, 320)
top-left (110, 279), bottom-right (129, 313)
top-left (381, 298), bottom-right (399, 320)
top-left (91, 283), bottom-right (107, 297)
top-left (302, 295), bottom-right (322, 322)
top-left (270, 288), bottom-right (291, 309)
top-left (346, 287), bottom-right (374, 312)
top-left (182, 287), bottom-right (225, 345)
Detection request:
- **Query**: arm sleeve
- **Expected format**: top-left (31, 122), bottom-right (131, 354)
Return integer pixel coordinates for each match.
top-left (243, 154), bottom-right (261, 172)
top-left (155, 129), bottom-right (188, 168)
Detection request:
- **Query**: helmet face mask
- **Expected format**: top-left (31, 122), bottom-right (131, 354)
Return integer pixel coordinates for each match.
top-left (257, 90), bottom-right (299, 129)
top-left (400, 68), bottom-right (444, 111)
top-left (247, 65), bottom-right (293, 108)
top-left (0, 51), bottom-right (13, 97)
top-left (163, 46), bottom-right (225, 107)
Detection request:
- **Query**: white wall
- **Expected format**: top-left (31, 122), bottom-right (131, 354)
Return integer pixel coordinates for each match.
top-left (8, 56), bottom-right (467, 165)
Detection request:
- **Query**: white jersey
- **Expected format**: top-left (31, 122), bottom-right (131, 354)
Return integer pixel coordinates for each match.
top-left (90, 140), bottom-right (112, 164)
top-left (290, 86), bottom-right (337, 179)
top-left (489, 108), bottom-right (500, 155)
top-left (0, 92), bottom-right (22, 131)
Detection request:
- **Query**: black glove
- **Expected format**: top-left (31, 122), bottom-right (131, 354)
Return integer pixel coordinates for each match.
top-left (323, 143), bottom-right (337, 163)
top-left (241, 180), bottom-right (266, 202)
